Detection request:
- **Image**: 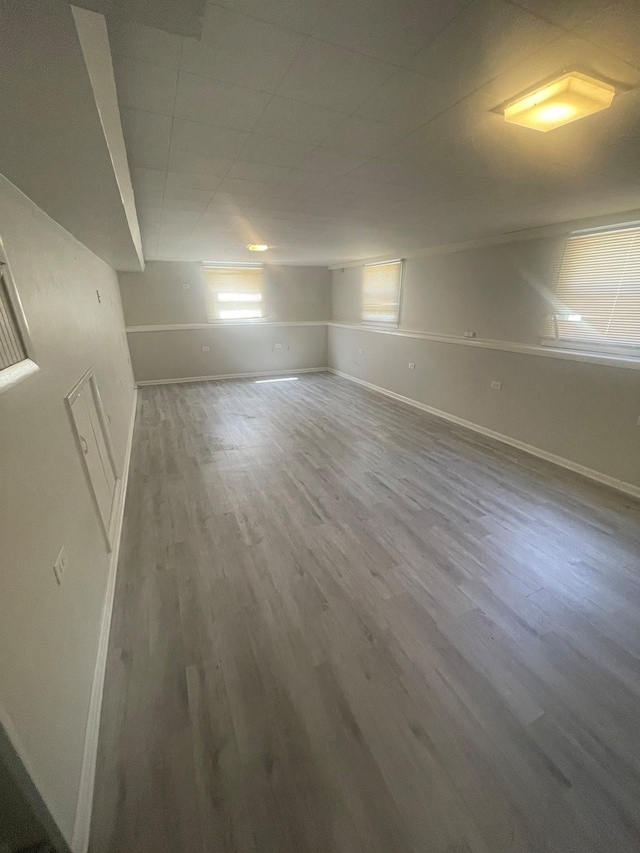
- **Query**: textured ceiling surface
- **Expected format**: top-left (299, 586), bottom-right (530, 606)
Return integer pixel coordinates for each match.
top-left (109, 0), bottom-right (640, 265)
top-left (71, 0), bottom-right (207, 37)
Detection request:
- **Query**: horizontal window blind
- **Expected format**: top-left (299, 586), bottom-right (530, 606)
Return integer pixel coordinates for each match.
top-left (203, 266), bottom-right (265, 321)
top-left (362, 260), bottom-right (402, 324)
top-left (0, 265), bottom-right (27, 370)
top-left (544, 225), bottom-right (640, 349)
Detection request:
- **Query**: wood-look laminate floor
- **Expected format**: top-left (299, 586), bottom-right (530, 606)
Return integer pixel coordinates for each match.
top-left (90, 373), bottom-right (640, 853)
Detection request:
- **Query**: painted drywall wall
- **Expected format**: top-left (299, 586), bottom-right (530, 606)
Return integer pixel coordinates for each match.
top-left (331, 238), bottom-right (561, 343)
top-left (119, 261), bottom-right (331, 382)
top-left (329, 240), bottom-right (640, 491)
top-left (0, 174), bottom-right (135, 843)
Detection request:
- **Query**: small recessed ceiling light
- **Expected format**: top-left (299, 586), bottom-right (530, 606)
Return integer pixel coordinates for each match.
top-left (503, 72), bottom-right (615, 132)
top-left (247, 243), bottom-right (269, 251)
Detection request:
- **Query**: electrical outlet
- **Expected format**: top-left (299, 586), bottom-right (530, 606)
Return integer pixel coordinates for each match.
top-left (408, 362), bottom-right (416, 370)
top-left (464, 331), bottom-right (476, 338)
top-left (182, 282), bottom-right (191, 289)
top-left (201, 346), bottom-right (210, 352)
top-left (491, 381), bottom-right (502, 390)
top-left (53, 547), bottom-right (68, 585)
top-left (274, 342), bottom-right (282, 349)
top-left (358, 348), bottom-right (364, 355)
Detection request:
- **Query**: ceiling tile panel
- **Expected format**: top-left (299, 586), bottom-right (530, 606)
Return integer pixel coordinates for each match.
top-left (174, 72), bottom-right (272, 129)
top-left (252, 96), bottom-right (344, 144)
top-left (210, 0), bottom-right (330, 34)
top-left (275, 39), bottom-right (397, 112)
top-left (508, 0), bottom-right (623, 28)
top-left (108, 19), bottom-right (182, 67)
top-left (408, 0), bottom-right (563, 97)
top-left (355, 69), bottom-right (459, 129)
top-left (227, 161), bottom-right (292, 181)
top-left (167, 148), bottom-right (234, 177)
top-left (572, 0), bottom-right (640, 68)
top-left (112, 56), bottom-right (177, 114)
top-left (297, 148), bottom-right (368, 175)
top-left (238, 134), bottom-right (314, 167)
top-left (320, 116), bottom-right (409, 156)
top-left (119, 106), bottom-right (172, 170)
top-left (170, 119), bottom-right (250, 158)
top-left (311, 0), bottom-right (473, 64)
top-left (180, 6), bottom-right (305, 92)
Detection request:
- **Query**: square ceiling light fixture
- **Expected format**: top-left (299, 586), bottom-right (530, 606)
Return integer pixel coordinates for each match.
top-left (503, 72), bottom-right (616, 132)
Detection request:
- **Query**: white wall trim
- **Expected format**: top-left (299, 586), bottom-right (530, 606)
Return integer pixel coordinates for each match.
top-left (136, 367), bottom-right (327, 387)
top-left (126, 320), bottom-right (640, 371)
top-left (72, 388), bottom-right (138, 853)
top-left (125, 321), bottom-right (327, 333)
top-left (328, 322), bottom-right (640, 372)
top-left (328, 368), bottom-right (640, 500)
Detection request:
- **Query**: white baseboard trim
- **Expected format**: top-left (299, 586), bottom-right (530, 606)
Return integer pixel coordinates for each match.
top-left (328, 368), bottom-right (640, 500)
top-left (72, 388), bottom-right (138, 853)
top-left (136, 366), bottom-right (328, 386)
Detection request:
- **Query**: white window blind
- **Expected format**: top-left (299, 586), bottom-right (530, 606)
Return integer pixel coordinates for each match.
top-left (0, 264), bottom-right (27, 371)
top-left (544, 224), bottom-right (640, 350)
top-left (362, 260), bottom-right (402, 325)
top-left (203, 265), bottom-right (265, 321)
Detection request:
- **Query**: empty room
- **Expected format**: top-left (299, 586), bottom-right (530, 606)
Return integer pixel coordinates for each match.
top-left (1, 1), bottom-right (640, 852)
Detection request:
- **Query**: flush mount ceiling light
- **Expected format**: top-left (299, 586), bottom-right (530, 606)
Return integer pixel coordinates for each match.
top-left (503, 72), bottom-right (616, 132)
top-left (247, 243), bottom-right (269, 251)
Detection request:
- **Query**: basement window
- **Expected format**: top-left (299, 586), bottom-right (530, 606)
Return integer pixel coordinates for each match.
top-left (203, 264), bottom-right (265, 321)
top-left (362, 260), bottom-right (403, 326)
top-left (0, 250), bottom-right (38, 393)
top-left (542, 223), bottom-right (640, 356)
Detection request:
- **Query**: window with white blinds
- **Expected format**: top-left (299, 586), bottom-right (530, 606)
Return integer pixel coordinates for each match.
top-left (0, 263), bottom-right (27, 371)
top-left (543, 224), bottom-right (640, 351)
top-left (203, 265), bottom-right (265, 321)
top-left (362, 260), bottom-right (402, 325)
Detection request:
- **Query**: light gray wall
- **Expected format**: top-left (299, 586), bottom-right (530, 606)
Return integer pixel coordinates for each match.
top-left (332, 238), bottom-right (561, 342)
top-left (0, 174), bottom-right (135, 842)
top-left (329, 239), bottom-right (640, 491)
top-left (119, 261), bottom-right (331, 382)
top-left (128, 324), bottom-right (327, 383)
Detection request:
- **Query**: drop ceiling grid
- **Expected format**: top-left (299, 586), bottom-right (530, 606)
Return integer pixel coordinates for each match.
top-left (109, 0), bottom-right (640, 263)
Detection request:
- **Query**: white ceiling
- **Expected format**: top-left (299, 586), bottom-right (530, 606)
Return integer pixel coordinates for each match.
top-left (109, 0), bottom-right (640, 265)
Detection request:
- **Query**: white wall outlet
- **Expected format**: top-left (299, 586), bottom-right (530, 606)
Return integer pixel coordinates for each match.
top-left (358, 348), bottom-right (364, 355)
top-left (53, 547), bottom-right (68, 585)
top-left (491, 381), bottom-right (502, 390)
top-left (201, 345), bottom-right (210, 352)
top-left (274, 342), bottom-right (282, 349)
top-left (464, 331), bottom-right (476, 338)
top-left (408, 362), bottom-right (416, 370)
top-left (182, 282), bottom-right (191, 289)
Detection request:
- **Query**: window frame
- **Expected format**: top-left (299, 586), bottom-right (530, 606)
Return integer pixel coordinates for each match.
top-left (202, 263), bottom-right (266, 324)
top-left (361, 259), bottom-right (404, 328)
top-left (0, 237), bottom-right (39, 394)
top-left (541, 223), bottom-right (640, 359)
